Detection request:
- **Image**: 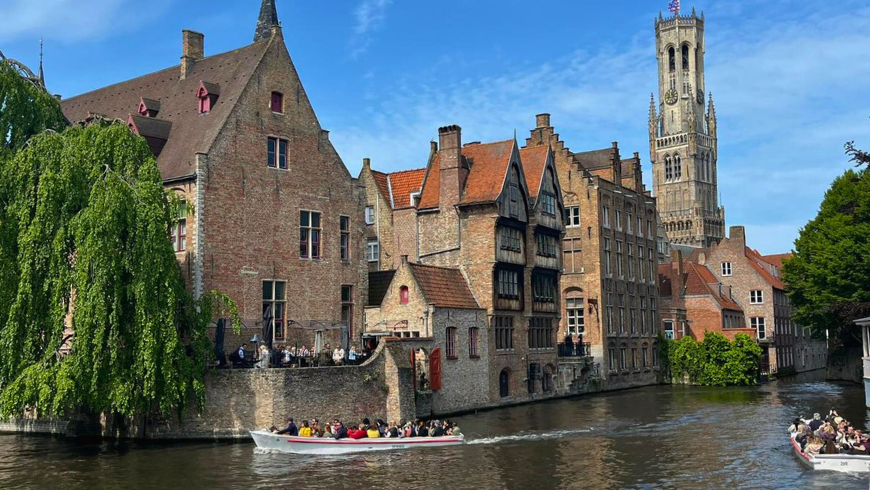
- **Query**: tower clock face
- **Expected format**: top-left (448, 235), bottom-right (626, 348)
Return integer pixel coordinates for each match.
top-left (665, 89), bottom-right (678, 105)
top-left (697, 88), bottom-right (705, 104)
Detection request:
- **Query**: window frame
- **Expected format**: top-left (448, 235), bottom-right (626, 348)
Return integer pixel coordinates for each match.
top-left (750, 290), bottom-right (764, 305)
top-left (299, 210), bottom-right (322, 260)
top-left (664, 320), bottom-right (675, 340)
top-left (721, 262), bottom-right (733, 277)
top-left (263, 280), bottom-right (287, 343)
top-left (399, 285), bottom-right (409, 305)
top-left (270, 91), bottom-right (284, 114)
top-left (340, 216), bottom-right (351, 262)
top-left (469, 327), bottom-right (479, 357)
top-left (495, 316), bottom-right (514, 351)
top-left (267, 136), bottom-right (289, 170)
top-left (364, 206), bottom-right (375, 225)
top-left (446, 327), bottom-right (458, 359)
top-left (367, 239), bottom-right (379, 263)
top-left (341, 285), bottom-right (353, 339)
top-left (566, 206), bottom-right (581, 228)
top-left (566, 297), bottom-right (585, 335)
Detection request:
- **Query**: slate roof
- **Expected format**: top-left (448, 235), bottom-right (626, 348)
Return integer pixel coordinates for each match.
top-left (518, 146), bottom-right (549, 199)
top-left (574, 148), bottom-right (614, 170)
top-left (418, 140), bottom-right (515, 209)
top-left (368, 270), bottom-right (396, 306)
top-left (60, 40), bottom-right (271, 181)
top-left (408, 263), bottom-right (479, 309)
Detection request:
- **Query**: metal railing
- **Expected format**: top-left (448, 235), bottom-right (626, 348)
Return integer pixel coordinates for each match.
top-left (558, 342), bottom-right (591, 357)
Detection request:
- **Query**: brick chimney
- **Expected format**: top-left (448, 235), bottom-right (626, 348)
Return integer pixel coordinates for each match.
top-left (181, 30), bottom-right (204, 80)
top-left (729, 225), bottom-right (746, 247)
top-left (671, 249), bottom-right (684, 277)
top-left (438, 125), bottom-right (462, 208)
top-left (536, 113), bottom-right (551, 128)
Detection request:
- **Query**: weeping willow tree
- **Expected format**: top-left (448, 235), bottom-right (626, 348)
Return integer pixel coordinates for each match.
top-left (0, 59), bottom-right (235, 419)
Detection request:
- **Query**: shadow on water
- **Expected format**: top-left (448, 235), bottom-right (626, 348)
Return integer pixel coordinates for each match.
top-left (2, 370), bottom-right (870, 490)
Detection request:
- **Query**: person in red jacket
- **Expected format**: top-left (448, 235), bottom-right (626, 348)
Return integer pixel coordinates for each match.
top-left (348, 424), bottom-right (368, 439)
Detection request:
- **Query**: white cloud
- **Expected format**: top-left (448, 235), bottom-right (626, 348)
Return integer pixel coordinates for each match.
top-left (329, 2), bottom-right (870, 254)
top-left (349, 0), bottom-right (391, 58)
top-left (0, 0), bottom-right (170, 44)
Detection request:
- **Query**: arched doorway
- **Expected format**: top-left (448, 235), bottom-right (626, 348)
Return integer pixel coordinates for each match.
top-left (499, 368), bottom-right (510, 398)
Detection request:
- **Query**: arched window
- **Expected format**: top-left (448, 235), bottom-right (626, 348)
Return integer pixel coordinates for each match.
top-left (399, 285), bottom-right (409, 305)
top-left (668, 47), bottom-right (676, 72)
top-left (665, 156), bottom-right (673, 181)
top-left (499, 369), bottom-right (510, 398)
top-left (682, 44), bottom-right (690, 71)
top-left (674, 155), bottom-right (682, 180)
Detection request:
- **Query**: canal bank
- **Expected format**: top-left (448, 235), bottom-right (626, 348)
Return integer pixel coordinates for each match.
top-left (1, 369), bottom-right (868, 489)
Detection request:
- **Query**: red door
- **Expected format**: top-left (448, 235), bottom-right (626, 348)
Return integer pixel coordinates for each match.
top-left (429, 348), bottom-right (442, 391)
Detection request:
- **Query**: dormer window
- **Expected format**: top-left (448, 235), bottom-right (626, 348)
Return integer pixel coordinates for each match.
top-left (196, 81), bottom-right (220, 114)
top-left (137, 98), bottom-right (160, 117)
top-left (270, 92), bottom-right (284, 114)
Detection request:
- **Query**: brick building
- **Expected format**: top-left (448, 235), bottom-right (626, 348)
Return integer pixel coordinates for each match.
top-left (658, 251), bottom-right (751, 341)
top-left (59, 1), bottom-right (368, 352)
top-left (672, 226), bottom-right (827, 375)
top-left (358, 160), bottom-right (425, 271)
top-left (364, 257), bottom-right (490, 414)
top-left (524, 114), bottom-right (661, 390)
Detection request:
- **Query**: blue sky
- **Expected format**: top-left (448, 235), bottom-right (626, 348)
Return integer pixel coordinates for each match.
top-left (3, 0), bottom-right (870, 254)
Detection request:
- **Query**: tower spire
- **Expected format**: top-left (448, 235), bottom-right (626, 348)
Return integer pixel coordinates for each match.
top-left (254, 0), bottom-right (280, 43)
top-left (38, 37), bottom-right (44, 86)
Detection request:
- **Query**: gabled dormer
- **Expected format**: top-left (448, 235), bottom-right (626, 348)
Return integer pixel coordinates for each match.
top-left (137, 98), bottom-right (160, 117)
top-left (126, 114), bottom-right (172, 157)
top-left (196, 81), bottom-right (220, 114)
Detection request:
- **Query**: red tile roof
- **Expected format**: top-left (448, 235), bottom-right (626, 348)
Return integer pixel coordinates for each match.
top-left (388, 168), bottom-right (425, 209)
top-left (519, 146), bottom-right (549, 199)
top-left (61, 40), bottom-right (271, 181)
top-left (371, 170), bottom-right (390, 204)
top-left (408, 263), bottom-right (480, 309)
top-left (745, 248), bottom-right (785, 289)
top-left (761, 253), bottom-right (791, 270)
top-left (684, 262), bottom-right (743, 311)
top-left (418, 140), bottom-right (515, 209)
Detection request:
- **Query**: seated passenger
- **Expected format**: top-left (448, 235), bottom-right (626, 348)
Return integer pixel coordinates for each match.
top-left (808, 413), bottom-right (823, 432)
top-left (333, 420), bottom-right (348, 440)
top-left (298, 420), bottom-right (312, 437)
top-left (349, 424), bottom-right (368, 439)
top-left (366, 425), bottom-right (381, 438)
top-left (417, 420), bottom-right (429, 437)
top-left (804, 436), bottom-right (824, 455)
top-left (430, 420), bottom-right (444, 437)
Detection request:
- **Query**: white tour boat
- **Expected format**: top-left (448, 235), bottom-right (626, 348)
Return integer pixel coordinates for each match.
top-left (250, 430), bottom-right (465, 455)
top-left (791, 432), bottom-right (870, 472)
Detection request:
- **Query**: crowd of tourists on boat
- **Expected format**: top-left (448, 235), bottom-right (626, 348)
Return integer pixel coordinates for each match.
top-left (790, 410), bottom-right (870, 455)
top-left (269, 417), bottom-right (461, 439)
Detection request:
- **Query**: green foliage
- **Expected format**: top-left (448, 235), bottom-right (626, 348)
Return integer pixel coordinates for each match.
top-left (0, 71), bottom-right (239, 418)
top-left (665, 333), bottom-right (762, 386)
top-left (782, 167), bottom-right (870, 344)
top-left (0, 60), bottom-right (66, 152)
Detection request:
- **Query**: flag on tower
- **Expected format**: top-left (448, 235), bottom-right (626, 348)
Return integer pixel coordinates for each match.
top-left (668, 0), bottom-right (681, 14)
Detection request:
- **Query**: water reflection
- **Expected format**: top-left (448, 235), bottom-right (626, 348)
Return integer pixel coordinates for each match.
top-left (1, 370), bottom-right (869, 489)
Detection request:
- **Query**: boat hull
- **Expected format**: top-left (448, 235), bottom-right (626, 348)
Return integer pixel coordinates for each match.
top-left (250, 430), bottom-right (465, 455)
top-left (791, 434), bottom-right (870, 472)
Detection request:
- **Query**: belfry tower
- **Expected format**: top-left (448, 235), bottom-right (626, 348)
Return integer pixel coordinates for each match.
top-left (649, 8), bottom-right (724, 247)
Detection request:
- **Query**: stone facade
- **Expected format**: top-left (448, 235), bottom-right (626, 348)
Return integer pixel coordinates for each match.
top-left (649, 11), bottom-right (725, 247)
top-left (524, 114), bottom-right (660, 391)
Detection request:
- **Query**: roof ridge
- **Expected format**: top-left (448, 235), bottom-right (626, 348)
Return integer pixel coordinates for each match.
top-left (408, 262), bottom-right (463, 272)
top-left (388, 167), bottom-right (426, 175)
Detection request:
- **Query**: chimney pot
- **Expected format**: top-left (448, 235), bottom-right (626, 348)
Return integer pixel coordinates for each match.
top-left (536, 113), bottom-right (551, 128)
top-left (438, 125), bottom-right (461, 150)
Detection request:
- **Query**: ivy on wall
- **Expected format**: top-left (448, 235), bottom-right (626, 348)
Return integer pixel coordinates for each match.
top-left (662, 332), bottom-right (763, 386)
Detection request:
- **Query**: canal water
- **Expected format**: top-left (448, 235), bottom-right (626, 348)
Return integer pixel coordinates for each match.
top-left (1, 370), bottom-right (869, 489)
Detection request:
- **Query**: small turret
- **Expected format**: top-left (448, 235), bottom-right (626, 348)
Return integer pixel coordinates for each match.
top-left (707, 93), bottom-right (717, 137)
top-left (254, 0), bottom-right (280, 43)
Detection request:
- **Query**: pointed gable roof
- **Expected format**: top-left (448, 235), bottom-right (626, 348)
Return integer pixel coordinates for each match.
top-left (745, 247), bottom-right (786, 290)
top-left (389, 168), bottom-right (425, 209)
top-left (761, 253), bottom-right (791, 270)
top-left (684, 262), bottom-right (742, 311)
top-left (519, 146), bottom-right (549, 199)
top-left (460, 140), bottom-right (515, 205)
top-left (61, 41), bottom-right (271, 181)
top-left (371, 170), bottom-right (390, 203)
top-left (407, 263), bottom-right (480, 309)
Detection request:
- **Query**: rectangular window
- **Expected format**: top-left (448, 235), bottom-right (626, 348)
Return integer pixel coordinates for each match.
top-left (640, 297), bottom-right (647, 333)
top-left (270, 91), bottom-right (284, 113)
top-left (606, 293), bottom-right (614, 334)
top-left (495, 316), bottom-right (514, 351)
top-left (509, 183), bottom-right (520, 217)
top-left (603, 206), bottom-right (610, 228)
top-left (627, 245), bottom-right (634, 279)
top-left (340, 216), bottom-right (350, 262)
top-left (618, 294), bottom-right (625, 333)
top-left (500, 227), bottom-right (523, 253)
top-left (563, 238), bottom-right (581, 273)
top-left (566, 206), bottom-right (581, 228)
top-left (750, 290), bottom-right (764, 304)
top-left (365, 206), bottom-right (375, 225)
top-left (170, 199), bottom-right (187, 253)
top-left (616, 209), bottom-right (622, 231)
top-left (341, 285), bottom-right (353, 338)
top-left (638, 246), bottom-right (645, 282)
top-left (642, 347), bottom-right (649, 367)
top-left (637, 216), bottom-right (643, 237)
top-left (604, 238), bottom-right (612, 277)
top-left (263, 280), bottom-right (286, 343)
top-left (627, 213), bottom-right (633, 234)
top-left (609, 347), bottom-right (616, 371)
top-left (653, 344), bottom-right (659, 367)
top-left (647, 219), bottom-right (653, 238)
top-left (664, 320), bottom-right (675, 340)
top-left (649, 249), bottom-right (655, 283)
top-left (528, 317), bottom-right (554, 349)
top-left (446, 327), bottom-right (457, 359)
top-left (567, 297), bottom-right (585, 335)
top-left (367, 239), bottom-right (379, 263)
top-left (532, 273), bottom-right (556, 304)
top-left (299, 211), bottom-right (321, 259)
top-left (535, 233), bottom-right (557, 258)
top-left (542, 192), bottom-right (557, 216)
top-left (630, 308), bottom-right (636, 334)
top-left (267, 137), bottom-right (288, 169)
top-left (752, 317), bottom-right (766, 340)
top-left (632, 348), bottom-right (638, 370)
top-left (469, 327), bottom-right (479, 357)
top-left (620, 347), bottom-right (627, 370)
top-left (497, 269), bottom-right (520, 299)
top-left (616, 241), bottom-right (624, 278)
top-left (721, 262), bottom-right (732, 276)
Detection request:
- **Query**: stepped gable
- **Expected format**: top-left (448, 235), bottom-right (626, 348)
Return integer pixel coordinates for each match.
top-left (388, 168), bottom-right (425, 209)
top-left (519, 146), bottom-right (549, 199)
top-left (368, 270), bottom-right (396, 306)
top-left (60, 41), bottom-right (270, 181)
top-left (407, 263), bottom-right (479, 309)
